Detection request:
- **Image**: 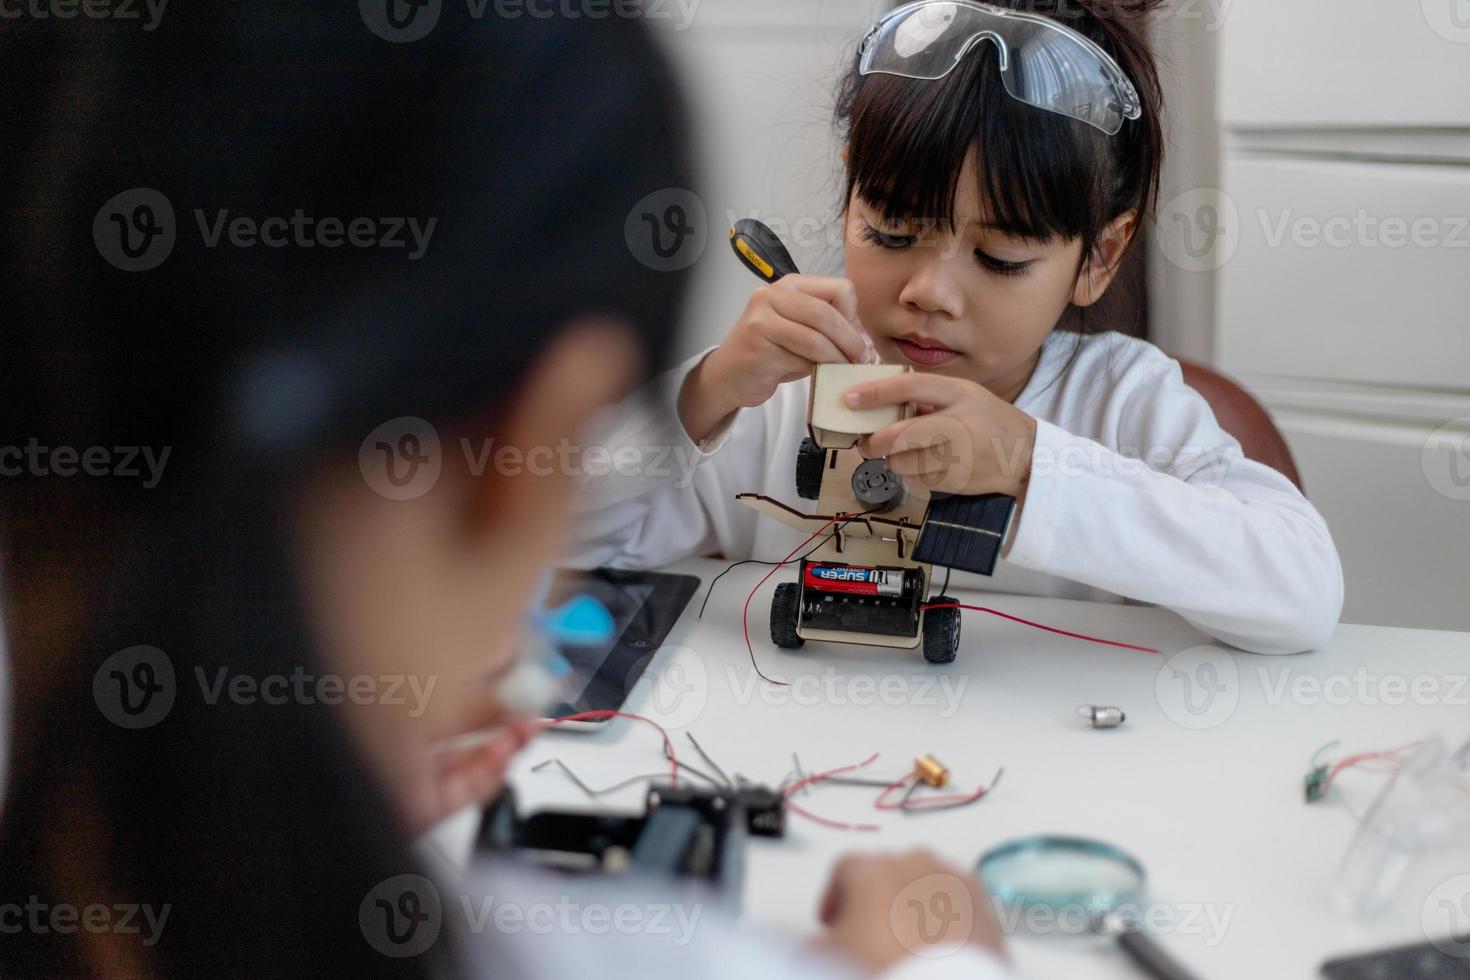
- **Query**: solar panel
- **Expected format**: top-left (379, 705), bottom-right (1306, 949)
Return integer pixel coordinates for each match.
top-left (912, 493), bottom-right (1017, 576)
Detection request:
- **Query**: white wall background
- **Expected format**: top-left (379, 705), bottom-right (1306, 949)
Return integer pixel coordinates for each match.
top-left (647, 0), bottom-right (886, 361)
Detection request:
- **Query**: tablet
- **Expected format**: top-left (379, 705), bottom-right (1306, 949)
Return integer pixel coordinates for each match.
top-left (542, 567), bottom-right (700, 731)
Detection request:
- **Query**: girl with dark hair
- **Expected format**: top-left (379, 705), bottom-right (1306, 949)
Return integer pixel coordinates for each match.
top-left (0, 7), bottom-right (690, 977)
top-left (576, 0), bottom-right (1344, 657)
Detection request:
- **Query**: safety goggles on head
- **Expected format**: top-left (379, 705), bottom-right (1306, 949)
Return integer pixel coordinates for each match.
top-left (858, 0), bottom-right (1143, 136)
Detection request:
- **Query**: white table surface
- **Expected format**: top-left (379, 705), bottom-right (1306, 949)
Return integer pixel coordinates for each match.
top-left (428, 557), bottom-right (1470, 980)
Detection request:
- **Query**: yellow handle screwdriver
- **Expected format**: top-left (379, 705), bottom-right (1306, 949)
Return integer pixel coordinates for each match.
top-left (728, 217), bottom-right (801, 283)
top-left (728, 217), bottom-right (879, 364)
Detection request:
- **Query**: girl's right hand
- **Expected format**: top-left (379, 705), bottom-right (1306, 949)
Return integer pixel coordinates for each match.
top-left (818, 848), bottom-right (1006, 974)
top-left (679, 275), bottom-right (877, 443)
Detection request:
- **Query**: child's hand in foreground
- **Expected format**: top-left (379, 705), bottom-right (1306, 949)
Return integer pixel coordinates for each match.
top-left (818, 848), bottom-right (1006, 974)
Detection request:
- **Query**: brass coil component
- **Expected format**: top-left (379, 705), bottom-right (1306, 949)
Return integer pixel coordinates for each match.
top-left (914, 753), bottom-right (949, 788)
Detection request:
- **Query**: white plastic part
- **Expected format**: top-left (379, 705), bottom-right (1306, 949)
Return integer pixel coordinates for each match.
top-left (496, 658), bottom-right (560, 716)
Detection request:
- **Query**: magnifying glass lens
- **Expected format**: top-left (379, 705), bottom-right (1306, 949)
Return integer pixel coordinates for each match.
top-left (979, 836), bottom-right (1145, 912)
top-left (978, 837), bottom-right (1202, 980)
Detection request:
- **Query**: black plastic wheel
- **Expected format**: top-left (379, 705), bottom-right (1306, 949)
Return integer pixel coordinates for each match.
top-left (771, 582), bottom-right (805, 649)
top-left (795, 437), bottom-right (826, 500)
top-left (922, 597), bottom-right (960, 664)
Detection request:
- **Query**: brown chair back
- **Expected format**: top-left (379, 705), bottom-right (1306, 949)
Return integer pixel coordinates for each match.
top-left (1175, 357), bottom-right (1305, 495)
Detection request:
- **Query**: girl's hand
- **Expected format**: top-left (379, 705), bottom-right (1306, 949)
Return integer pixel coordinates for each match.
top-left (679, 276), bottom-right (877, 443)
top-left (817, 849), bottom-right (1006, 974)
top-left (845, 373), bottom-right (1037, 500)
top-left (401, 713), bottom-right (539, 837)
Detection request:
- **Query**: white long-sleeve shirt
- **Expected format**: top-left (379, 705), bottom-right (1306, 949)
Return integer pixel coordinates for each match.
top-left (569, 329), bottom-right (1344, 655)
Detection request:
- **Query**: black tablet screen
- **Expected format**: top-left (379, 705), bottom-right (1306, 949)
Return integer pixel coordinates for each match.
top-left (544, 568), bottom-right (700, 719)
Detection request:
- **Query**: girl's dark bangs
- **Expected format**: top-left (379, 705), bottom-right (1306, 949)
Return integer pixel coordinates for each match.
top-left (846, 49), bottom-right (1105, 244)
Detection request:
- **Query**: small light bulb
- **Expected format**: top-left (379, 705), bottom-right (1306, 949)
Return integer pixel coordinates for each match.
top-left (1077, 704), bottom-right (1125, 729)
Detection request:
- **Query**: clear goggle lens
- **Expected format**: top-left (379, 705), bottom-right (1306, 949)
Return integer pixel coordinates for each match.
top-left (859, 1), bottom-right (1142, 136)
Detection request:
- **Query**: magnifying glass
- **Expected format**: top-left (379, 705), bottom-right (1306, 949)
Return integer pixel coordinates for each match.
top-left (977, 836), bottom-right (1202, 980)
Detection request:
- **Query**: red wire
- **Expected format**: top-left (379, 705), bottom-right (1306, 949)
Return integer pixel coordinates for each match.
top-left (782, 752), bottom-right (881, 798)
top-left (1314, 741), bottom-right (1421, 798)
top-left (784, 753), bottom-right (996, 825)
top-left (921, 602), bottom-right (1160, 654)
top-left (902, 784), bottom-right (993, 808)
top-left (786, 801), bottom-right (880, 832)
top-left (1322, 741), bottom-right (1422, 793)
top-left (742, 514), bottom-right (853, 686)
top-left (781, 752), bottom-right (884, 831)
top-left (872, 771), bottom-right (998, 810)
top-left (539, 710), bottom-right (678, 786)
top-left (1329, 743), bottom-right (1420, 777)
top-left (872, 773), bottom-right (919, 810)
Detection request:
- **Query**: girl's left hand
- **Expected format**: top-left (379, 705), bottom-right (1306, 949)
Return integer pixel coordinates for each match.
top-left (403, 714), bottom-right (540, 836)
top-left (845, 374), bottom-right (1037, 499)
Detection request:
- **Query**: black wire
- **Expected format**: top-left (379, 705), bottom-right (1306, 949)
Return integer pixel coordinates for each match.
top-left (898, 767), bottom-right (1005, 813)
top-left (685, 733), bottom-right (733, 788)
top-left (699, 528), bottom-right (852, 620)
top-left (533, 757), bottom-right (722, 797)
top-left (697, 506), bottom-right (885, 619)
top-left (697, 534), bottom-right (834, 619)
top-left (530, 758), bottom-right (666, 798)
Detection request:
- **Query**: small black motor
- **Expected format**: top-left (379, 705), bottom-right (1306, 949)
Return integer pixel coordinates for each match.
top-left (851, 458), bottom-right (906, 511)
